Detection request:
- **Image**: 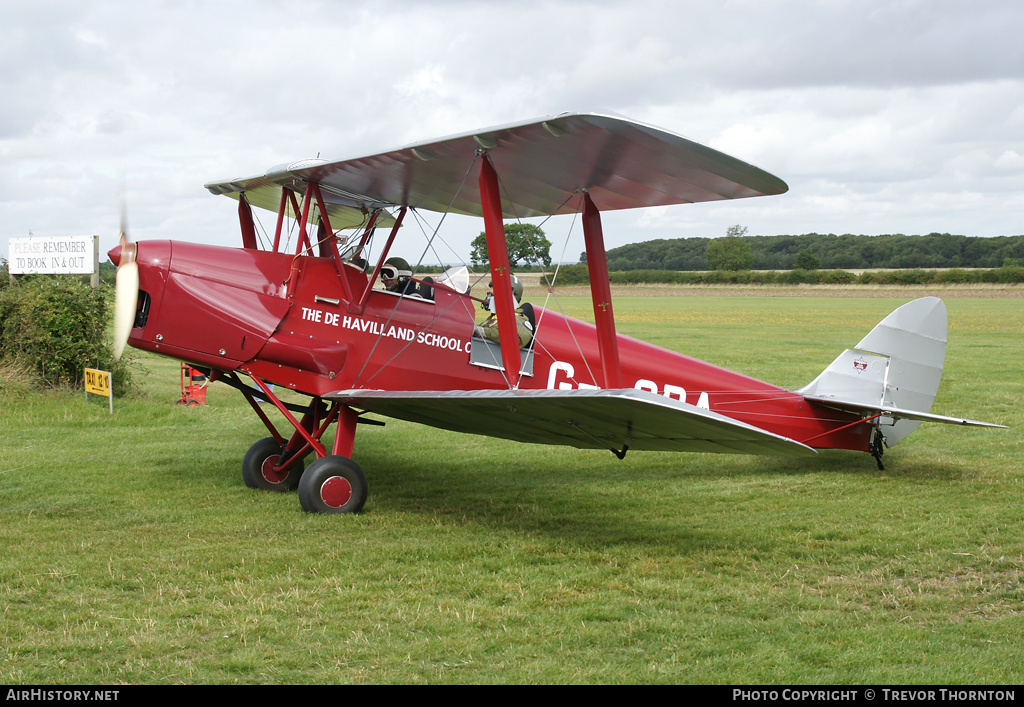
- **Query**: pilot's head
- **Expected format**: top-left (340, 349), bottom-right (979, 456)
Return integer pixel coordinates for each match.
top-left (381, 257), bottom-right (411, 290)
top-left (482, 274), bottom-right (523, 309)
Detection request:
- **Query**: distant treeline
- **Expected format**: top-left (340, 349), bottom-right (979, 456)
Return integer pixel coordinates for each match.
top-left (549, 263), bottom-right (1024, 286)
top-left (604, 233), bottom-right (1024, 271)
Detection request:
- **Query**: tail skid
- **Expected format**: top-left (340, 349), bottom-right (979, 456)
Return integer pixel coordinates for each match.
top-left (798, 298), bottom-right (1004, 457)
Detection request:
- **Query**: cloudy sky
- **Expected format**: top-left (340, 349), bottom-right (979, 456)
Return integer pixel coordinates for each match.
top-left (3, 0), bottom-right (1023, 267)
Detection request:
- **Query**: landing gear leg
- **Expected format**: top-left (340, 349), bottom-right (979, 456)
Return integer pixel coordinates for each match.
top-left (240, 402), bottom-right (324, 492)
top-left (870, 430), bottom-right (886, 471)
top-left (235, 373), bottom-right (369, 513)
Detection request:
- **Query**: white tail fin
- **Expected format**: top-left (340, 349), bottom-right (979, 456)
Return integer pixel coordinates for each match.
top-left (799, 297), bottom-right (1002, 449)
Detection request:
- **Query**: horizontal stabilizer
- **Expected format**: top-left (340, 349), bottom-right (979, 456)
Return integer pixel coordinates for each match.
top-left (326, 387), bottom-right (816, 457)
top-left (803, 395), bottom-right (1007, 429)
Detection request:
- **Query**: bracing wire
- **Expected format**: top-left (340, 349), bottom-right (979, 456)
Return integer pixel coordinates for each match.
top-left (352, 154), bottom-right (482, 388)
top-left (481, 162), bottom-right (607, 388)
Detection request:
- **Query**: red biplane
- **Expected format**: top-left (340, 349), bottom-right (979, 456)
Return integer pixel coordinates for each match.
top-left (109, 113), bottom-right (1003, 514)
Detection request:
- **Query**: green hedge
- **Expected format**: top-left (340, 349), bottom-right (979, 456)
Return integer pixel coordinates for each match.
top-left (0, 277), bottom-right (135, 394)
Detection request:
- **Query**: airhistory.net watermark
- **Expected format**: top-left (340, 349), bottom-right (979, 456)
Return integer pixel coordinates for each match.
top-left (6, 691), bottom-right (119, 702)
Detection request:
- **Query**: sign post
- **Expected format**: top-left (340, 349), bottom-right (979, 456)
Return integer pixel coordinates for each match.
top-left (85, 368), bottom-right (114, 414)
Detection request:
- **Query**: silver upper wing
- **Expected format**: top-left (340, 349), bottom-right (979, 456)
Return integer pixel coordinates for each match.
top-left (206, 112), bottom-right (788, 221)
top-left (326, 387), bottom-right (816, 457)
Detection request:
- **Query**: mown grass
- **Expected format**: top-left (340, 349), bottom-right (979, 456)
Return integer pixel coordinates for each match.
top-left (1, 295), bottom-right (1021, 684)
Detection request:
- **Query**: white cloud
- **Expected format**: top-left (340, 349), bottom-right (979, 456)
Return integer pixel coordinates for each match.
top-left (3, 0), bottom-right (1024, 266)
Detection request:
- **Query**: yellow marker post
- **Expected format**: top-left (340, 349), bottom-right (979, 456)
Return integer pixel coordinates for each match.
top-left (85, 368), bottom-right (113, 414)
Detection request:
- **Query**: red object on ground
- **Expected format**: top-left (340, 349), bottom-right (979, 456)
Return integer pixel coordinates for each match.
top-left (178, 363), bottom-right (208, 406)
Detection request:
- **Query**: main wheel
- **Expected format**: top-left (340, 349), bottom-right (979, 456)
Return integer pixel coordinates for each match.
top-left (298, 455), bottom-right (368, 514)
top-left (242, 437), bottom-right (304, 492)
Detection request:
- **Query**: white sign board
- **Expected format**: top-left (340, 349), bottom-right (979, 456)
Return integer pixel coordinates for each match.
top-left (9, 235), bottom-right (98, 275)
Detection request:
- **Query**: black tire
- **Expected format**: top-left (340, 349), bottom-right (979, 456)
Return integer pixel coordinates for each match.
top-left (241, 437), bottom-right (303, 492)
top-left (298, 456), bottom-right (368, 514)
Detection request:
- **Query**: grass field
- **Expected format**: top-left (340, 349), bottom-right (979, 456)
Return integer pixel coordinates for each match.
top-left (1, 293), bottom-right (1021, 684)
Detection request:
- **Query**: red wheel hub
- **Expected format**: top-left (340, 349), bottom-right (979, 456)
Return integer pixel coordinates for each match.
top-left (261, 455), bottom-right (289, 484)
top-left (320, 476), bottom-right (352, 508)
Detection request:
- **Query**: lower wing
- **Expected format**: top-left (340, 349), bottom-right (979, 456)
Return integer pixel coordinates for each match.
top-left (326, 388), bottom-right (817, 457)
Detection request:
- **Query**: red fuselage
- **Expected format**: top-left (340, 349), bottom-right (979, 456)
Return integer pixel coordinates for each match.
top-left (113, 241), bottom-right (870, 453)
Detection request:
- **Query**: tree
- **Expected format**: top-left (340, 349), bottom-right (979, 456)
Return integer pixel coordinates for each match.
top-left (706, 225), bottom-right (753, 271)
top-left (470, 224), bottom-right (552, 268)
top-left (795, 248), bottom-right (820, 270)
